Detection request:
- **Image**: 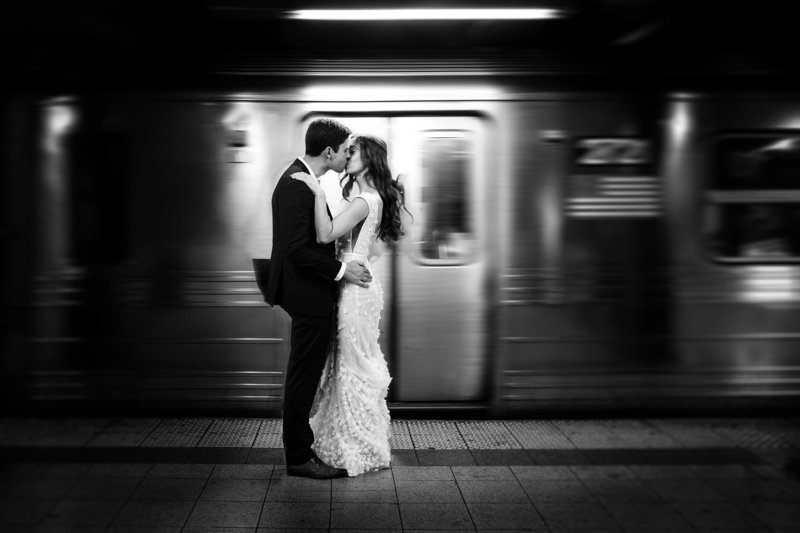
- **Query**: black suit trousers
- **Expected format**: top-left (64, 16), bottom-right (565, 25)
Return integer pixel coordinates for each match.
top-left (283, 309), bottom-right (334, 465)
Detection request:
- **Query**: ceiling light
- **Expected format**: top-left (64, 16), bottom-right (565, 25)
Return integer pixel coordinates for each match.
top-left (286, 8), bottom-right (565, 21)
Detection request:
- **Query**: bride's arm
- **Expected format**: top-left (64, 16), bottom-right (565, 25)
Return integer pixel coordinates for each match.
top-left (312, 192), bottom-right (369, 244)
top-left (292, 173), bottom-right (369, 244)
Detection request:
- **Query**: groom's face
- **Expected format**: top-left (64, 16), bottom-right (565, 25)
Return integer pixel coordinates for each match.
top-left (328, 137), bottom-right (351, 174)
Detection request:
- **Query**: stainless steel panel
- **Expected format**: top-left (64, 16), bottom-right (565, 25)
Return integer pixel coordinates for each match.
top-left (27, 97), bottom-right (299, 413)
top-left (391, 117), bottom-right (488, 402)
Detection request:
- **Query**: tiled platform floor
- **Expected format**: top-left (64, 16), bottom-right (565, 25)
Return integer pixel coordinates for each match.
top-left (1, 416), bottom-right (799, 532)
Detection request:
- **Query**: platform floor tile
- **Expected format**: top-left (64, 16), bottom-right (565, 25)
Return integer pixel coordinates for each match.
top-left (0, 458), bottom-right (796, 532)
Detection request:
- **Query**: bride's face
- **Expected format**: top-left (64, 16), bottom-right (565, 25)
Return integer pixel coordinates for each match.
top-left (345, 143), bottom-right (366, 177)
top-left (328, 139), bottom-right (350, 174)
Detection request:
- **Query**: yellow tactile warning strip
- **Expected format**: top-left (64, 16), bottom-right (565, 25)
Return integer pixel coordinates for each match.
top-left (407, 421), bottom-right (469, 450)
top-left (0, 417), bottom-right (798, 450)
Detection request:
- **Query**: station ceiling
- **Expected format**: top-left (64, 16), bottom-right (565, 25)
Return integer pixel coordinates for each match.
top-left (1, 0), bottom-right (797, 86)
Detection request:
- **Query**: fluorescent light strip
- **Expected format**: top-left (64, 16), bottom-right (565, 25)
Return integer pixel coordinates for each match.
top-left (287, 8), bottom-right (563, 21)
top-left (302, 83), bottom-right (501, 101)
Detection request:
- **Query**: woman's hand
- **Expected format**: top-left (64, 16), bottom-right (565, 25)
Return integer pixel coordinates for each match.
top-left (291, 172), bottom-right (323, 196)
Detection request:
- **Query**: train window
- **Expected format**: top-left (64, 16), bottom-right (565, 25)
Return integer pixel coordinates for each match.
top-left (705, 135), bottom-right (800, 262)
top-left (415, 133), bottom-right (475, 264)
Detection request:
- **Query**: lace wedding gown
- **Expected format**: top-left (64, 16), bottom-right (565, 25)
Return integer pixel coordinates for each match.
top-left (309, 191), bottom-right (392, 476)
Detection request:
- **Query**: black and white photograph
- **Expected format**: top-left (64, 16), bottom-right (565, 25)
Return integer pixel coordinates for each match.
top-left (1, 1), bottom-right (799, 531)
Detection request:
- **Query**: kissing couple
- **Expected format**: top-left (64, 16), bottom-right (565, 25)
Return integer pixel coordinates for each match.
top-left (264, 118), bottom-right (409, 478)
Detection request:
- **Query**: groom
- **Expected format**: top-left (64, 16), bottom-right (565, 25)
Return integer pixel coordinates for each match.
top-left (265, 118), bottom-right (371, 479)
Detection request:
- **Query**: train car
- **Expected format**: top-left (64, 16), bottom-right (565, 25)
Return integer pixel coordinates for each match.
top-left (3, 49), bottom-right (800, 416)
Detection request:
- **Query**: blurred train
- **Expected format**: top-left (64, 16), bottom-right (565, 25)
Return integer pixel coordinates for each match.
top-left (3, 55), bottom-right (800, 417)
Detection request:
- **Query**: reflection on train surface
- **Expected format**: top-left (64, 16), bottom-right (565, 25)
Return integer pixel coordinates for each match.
top-left (4, 78), bottom-right (800, 416)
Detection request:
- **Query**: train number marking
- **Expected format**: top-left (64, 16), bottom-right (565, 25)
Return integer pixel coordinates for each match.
top-left (575, 138), bottom-right (651, 165)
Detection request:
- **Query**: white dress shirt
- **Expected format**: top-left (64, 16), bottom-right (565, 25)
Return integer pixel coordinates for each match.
top-left (298, 157), bottom-right (346, 282)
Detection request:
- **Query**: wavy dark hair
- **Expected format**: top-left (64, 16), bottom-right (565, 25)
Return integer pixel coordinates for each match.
top-left (340, 135), bottom-right (410, 243)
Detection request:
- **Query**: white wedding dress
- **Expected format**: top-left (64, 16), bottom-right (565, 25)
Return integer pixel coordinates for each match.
top-left (309, 191), bottom-right (392, 476)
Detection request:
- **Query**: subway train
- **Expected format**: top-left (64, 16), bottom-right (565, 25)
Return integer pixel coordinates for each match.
top-left (4, 52), bottom-right (800, 417)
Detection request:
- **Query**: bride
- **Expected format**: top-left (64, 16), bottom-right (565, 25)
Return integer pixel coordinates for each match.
top-left (292, 134), bottom-right (409, 476)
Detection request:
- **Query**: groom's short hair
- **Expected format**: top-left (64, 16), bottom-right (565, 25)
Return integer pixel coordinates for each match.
top-left (305, 118), bottom-right (351, 157)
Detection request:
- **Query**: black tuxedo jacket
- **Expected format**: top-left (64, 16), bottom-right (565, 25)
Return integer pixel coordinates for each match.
top-left (265, 159), bottom-right (341, 316)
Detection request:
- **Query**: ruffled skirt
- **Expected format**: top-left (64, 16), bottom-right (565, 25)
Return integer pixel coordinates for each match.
top-left (309, 271), bottom-right (391, 476)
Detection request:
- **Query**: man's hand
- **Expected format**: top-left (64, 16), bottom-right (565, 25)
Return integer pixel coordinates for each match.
top-left (343, 260), bottom-right (372, 288)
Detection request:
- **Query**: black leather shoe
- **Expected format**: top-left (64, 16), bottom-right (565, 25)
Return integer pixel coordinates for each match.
top-left (287, 456), bottom-right (347, 479)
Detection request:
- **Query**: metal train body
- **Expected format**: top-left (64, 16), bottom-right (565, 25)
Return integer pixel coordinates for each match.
top-left (10, 72), bottom-right (800, 416)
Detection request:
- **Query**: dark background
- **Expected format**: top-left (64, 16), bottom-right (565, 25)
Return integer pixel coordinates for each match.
top-left (2, 0), bottom-right (799, 89)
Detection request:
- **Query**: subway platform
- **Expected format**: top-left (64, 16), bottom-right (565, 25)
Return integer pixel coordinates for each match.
top-left (1, 416), bottom-right (799, 532)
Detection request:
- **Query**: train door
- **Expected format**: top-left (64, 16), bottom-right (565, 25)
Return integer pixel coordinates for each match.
top-left (391, 117), bottom-right (488, 402)
top-left (300, 114), bottom-right (488, 404)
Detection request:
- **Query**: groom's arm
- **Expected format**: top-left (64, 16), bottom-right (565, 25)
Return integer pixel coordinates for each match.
top-left (334, 263), bottom-right (346, 281)
top-left (281, 180), bottom-right (342, 280)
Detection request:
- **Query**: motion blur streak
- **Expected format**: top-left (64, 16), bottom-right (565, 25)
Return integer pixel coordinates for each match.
top-left (41, 99), bottom-right (78, 269)
top-left (12, 89), bottom-right (800, 416)
top-left (668, 98), bottom-right (692, 143)
top-left (42, 99), bottom-right (77, 154)
top-left (224, 101), bottom-right (274, 260)
top-left (742, 266), bottom-right (800, 303)
top-left (3, 0), bottom-right (800, 417)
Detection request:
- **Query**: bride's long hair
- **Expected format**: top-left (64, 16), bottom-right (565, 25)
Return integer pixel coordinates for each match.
top-left (341, 135), bottom-right (410, 243)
